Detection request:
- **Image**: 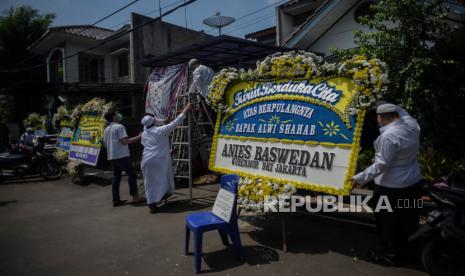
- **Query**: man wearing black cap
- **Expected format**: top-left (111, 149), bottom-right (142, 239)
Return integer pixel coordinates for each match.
top-left (353, 103), bottom-right (423, 265)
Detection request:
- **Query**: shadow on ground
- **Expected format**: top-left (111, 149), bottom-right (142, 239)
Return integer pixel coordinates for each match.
top-left (0, 200), bottom-right (18, 207)
top-left (130, 196), bottom-right (215, 214)
top-left (74, 175), bottom-right (111, 187)
top-left (242, 212), bottom-right (424, 271)
top-left (202, 245), bottom-right (279, 273)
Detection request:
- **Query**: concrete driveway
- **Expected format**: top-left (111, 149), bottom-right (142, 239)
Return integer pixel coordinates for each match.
top-left (0, 175), bottom-right (427, 276)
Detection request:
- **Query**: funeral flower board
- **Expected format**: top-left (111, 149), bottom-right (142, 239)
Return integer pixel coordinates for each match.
top-left (56, 119), bottom-right (73, 152)
top-left (209, 77), bottom-right (364, 195)
top-left (207, 52), bottom-right (388, 209)
top-left (68, 114), bottom-right (105, 166)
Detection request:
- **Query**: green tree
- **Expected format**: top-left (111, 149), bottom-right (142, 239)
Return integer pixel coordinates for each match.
top-left (338, 0), bottom-right (465, 160)
top-left (0, 5), bottom-right (54, 70)
top-left (0, 6), bottom-right (54, 125)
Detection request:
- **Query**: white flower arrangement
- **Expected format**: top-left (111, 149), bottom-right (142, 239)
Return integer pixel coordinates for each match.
top-left (23, 112), bottom-right (46, 129)
top-left (207, 52), bottom-right (388, 115)
top-left (237, 176), bottom-right (297, 213)
top-left (70, 98), bottom-right (113, 126)
top-left (338, 55), bottom-right (389, 114)
top-left (52, 105), bottom-right (71, 128)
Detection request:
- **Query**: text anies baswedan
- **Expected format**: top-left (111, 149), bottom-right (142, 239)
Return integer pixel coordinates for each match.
top-left (221, 143), bottom-right (335, 177)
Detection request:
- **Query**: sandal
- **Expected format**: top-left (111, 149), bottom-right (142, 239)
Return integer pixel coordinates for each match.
top-left (162, 193), bottom-right (173, 203)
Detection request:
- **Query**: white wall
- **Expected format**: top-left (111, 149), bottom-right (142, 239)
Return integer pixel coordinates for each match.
top-left (64, 43), bottom-right (79, 83)
top-left (278, 9), bottom-right (295, 46)
top-left (104, 52), bottom-right (112, 82)
top-left (63, 40), bottom-right (113, 83)
top-left (309, 3), bottom-right (371, 56)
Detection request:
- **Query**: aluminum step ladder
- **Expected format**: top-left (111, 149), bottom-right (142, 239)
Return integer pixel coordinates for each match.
top-left (170, 75), bottom-right (215, 206)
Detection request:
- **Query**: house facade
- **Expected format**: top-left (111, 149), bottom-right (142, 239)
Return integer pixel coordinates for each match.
top-left (28, 13), bottom-right (211, 85)
top-left (276, 0), bottom-right (465, 58)
top-left (28, 24), bottom-right (130, 84)
top-left (276, 0), bottom-right (373, 56)
top-left (25, 13), bottom-right (211, 122)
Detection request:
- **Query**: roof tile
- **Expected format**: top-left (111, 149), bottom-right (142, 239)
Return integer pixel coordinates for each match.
top-left (50, 25), bottom-right (114, 40)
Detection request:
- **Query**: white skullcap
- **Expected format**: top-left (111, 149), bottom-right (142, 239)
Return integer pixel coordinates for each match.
top-left (188, 59), bottom-right (199, 68)
top-left (376, 103), bottom-right (398, 114)
top-left (141, 115), bottom-right (154, 127)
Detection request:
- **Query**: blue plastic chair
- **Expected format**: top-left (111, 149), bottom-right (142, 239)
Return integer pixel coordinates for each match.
top-left (185, 174), bottom-right (244, 273)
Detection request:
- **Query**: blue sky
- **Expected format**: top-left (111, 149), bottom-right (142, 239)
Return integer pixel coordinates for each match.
top-left (0, 0), bottom-right (283, 38)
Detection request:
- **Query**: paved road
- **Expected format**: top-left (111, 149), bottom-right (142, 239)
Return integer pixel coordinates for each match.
top-left (0, 175), bottom-right (426, 276)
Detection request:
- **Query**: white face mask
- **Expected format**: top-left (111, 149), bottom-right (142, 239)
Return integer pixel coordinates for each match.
top-left (116, 113), bottom-right (123, 122)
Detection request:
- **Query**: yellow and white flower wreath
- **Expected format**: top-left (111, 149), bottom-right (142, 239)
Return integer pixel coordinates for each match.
top-left (207, 51), bottom-right (389, 212)
top-left (207, 51), bottom-right (388, 114)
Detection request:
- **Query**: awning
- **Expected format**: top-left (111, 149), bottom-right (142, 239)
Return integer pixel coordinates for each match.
top-left (142, 35), bottom-right (293, 69)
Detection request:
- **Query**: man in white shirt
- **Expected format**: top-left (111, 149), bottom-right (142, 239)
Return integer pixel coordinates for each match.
top-left (103, 110), bottom-right (143, 207)
top-left (187, 59), bottom-right (214, 99)
top-left (353, 103), bottom-right (423, 265)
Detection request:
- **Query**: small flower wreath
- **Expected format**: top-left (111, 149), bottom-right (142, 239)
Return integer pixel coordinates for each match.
top-left (52, 105), bottom-right (71, 128)
top-left (70, 98), bottom-right (113, 126)
top-left (23, 112), bottom-right (46, 129)
top-left (65, 98), bottom-right (113, 176)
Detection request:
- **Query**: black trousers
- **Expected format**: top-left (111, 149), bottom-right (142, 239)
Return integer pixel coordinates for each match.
top-left (110, 157), bottom-right (138, 203)
top-left (371, 181), bottom-right (423, 257)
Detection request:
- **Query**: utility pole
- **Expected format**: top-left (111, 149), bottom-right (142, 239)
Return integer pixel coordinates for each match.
top-left (184, 0), bottom-right (188, 28)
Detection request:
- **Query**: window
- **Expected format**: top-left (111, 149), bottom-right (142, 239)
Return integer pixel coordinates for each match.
top-left (293, 11), bottom-right (314, 27)
top-left (48, 49), bottom-right (64, 82)
top-left (118, 52), bottom-right (129, 77)
top-left (79, 54), bottom-right (105, 82)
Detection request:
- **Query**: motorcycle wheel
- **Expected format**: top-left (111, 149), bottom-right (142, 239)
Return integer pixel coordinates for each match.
top-left (421, 239), bottom-right (465, 276)
top-left (39, 162), bottom-right (62, 180)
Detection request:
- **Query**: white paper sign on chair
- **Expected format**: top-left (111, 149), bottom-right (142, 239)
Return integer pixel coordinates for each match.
top-left (212, 188), bottom-right (235, 223)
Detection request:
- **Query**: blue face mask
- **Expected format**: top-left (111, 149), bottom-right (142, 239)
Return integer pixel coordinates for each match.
top-left (117, 113), bottom-right (123, 122)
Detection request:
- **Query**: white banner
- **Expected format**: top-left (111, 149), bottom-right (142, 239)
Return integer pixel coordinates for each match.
top-left (214, 137), bottom-right (352, 190)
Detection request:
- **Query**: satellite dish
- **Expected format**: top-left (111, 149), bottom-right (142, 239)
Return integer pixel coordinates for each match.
top-left (203, 11), bottom-right (235, 35)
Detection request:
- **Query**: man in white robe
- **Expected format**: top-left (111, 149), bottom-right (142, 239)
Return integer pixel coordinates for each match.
top-left (140, 103), bottom-right (191, 213)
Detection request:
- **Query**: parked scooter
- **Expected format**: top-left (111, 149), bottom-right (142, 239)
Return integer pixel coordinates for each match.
top-left (409, 175), bottom-right (465, 276)
top-left (0, 135), bottom-right (62, 181)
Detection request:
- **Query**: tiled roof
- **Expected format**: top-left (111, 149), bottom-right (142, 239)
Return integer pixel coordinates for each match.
top-left (49, 25), bottom-right (115, 40)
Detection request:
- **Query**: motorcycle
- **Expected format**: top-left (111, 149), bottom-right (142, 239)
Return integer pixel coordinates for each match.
top-left (0, 135), bottom-right (62, 181)
top-left (409, 174), bottom-right (465, 276)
